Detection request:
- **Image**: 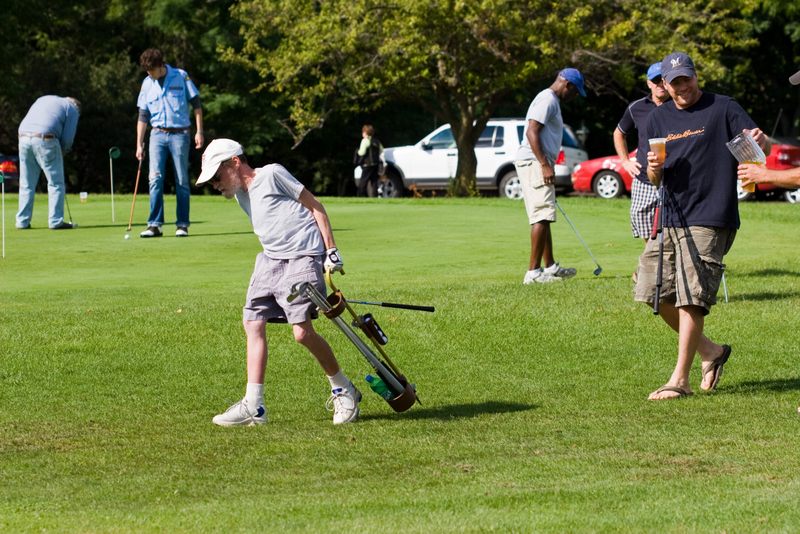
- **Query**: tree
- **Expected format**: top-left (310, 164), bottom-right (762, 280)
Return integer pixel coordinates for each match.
top-left (226, 0), bottom-right (757, 196)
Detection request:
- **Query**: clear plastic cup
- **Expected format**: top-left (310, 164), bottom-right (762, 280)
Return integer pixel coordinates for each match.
top-left (649, 138), bottom-right (666, 163)
top-left (726, 132), bottom-right (766, 193)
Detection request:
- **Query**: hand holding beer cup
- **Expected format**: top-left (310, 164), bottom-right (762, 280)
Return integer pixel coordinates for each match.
top-left (649, 138), bottom-right (666, 164)
top-left (726, 131), bottom-right (766, 193)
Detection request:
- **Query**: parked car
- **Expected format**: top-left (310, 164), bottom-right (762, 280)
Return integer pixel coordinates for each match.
top-left (571, 138), bottom-right (800, 202)
top-left (354, 118), bottom-right (588, 198)
top-left (0, 153), bottom-right (20, 190)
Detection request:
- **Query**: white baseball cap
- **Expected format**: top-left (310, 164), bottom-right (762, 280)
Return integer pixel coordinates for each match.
top-left (196, 139), bottom-right (244, 185)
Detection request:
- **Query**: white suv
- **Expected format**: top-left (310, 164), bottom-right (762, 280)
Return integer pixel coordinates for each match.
top-left (354, 118), bottom-right (588, 198)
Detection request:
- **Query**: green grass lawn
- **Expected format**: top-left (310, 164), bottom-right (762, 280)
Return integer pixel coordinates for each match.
top-left (2, 193), bottom-right (799, 533)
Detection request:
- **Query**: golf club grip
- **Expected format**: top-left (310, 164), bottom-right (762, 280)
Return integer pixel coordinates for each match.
top-left (650, 207), bottom-right (660, 240)
top-left (381, 302), bottom-right (435, 312)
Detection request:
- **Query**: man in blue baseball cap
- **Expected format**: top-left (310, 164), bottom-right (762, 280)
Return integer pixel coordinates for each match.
top-left (515, 68), bottom-right (585, 284)
top-left (613, 62), bottom-right (671, 278)
top-left (637, 52), bottom-right (771, 400)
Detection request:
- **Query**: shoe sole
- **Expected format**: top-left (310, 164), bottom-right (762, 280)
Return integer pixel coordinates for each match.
top-left (212, 417), bottom-right (267, 427)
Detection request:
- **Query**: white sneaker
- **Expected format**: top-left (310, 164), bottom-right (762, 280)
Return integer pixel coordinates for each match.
top-left (212, 400), bottom-right (268, 427)
top-left (326, 383), bottom-right (362, 424)
top-left (546, 263), bottom-right (577, 280)
top-left (176, 227), bottom-right (188, 237)
top-left (140, 226), bottom-right (162, 238)
top-left (523, 270), bottom-right (555, 284)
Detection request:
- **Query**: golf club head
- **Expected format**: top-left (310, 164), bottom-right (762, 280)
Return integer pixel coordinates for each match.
top-left (593, 267), bottom-right (602, 276)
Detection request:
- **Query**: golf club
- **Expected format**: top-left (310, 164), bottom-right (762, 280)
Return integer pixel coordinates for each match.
top-left (347, 300), bottom-right (435, 313)
top-left (653, 183), bottom-right (665, 315)
top-left (127, 146), bottom-right (144, 232)
top-left (722, 272), bottom-right (729, 303)
top-left (554, 200), bottom-right (602, 275)
top-left (64, 190), bottom-right (75, 226)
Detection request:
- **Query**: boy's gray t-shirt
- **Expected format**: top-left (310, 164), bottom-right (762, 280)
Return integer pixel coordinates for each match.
top-left (515, 88), bottom-right (563, 165)
top-left (235, 164), bottom-right (324, 259)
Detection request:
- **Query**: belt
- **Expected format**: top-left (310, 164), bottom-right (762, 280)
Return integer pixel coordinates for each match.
top-left (153, 127), bottom-right (189, 133)
top-left (20, 133), bottom-right (56, 140)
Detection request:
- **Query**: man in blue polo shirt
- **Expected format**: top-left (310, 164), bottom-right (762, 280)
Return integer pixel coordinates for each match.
top-left (16, 95), bottom-right (81, 230)
top-left (614, 63), bottom-right (671, 280)
top-left (135, 48), bottom-right (204, 238)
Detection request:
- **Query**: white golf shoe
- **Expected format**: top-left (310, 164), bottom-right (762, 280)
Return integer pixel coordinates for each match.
top-left (212, 399), bottom-right (268, 427)
top-left (523, 270), bottom-right (555, 284)
top-left (326, 383), bottom-right (362, 425)
top-left (546, 263), bottom-right (577, 280)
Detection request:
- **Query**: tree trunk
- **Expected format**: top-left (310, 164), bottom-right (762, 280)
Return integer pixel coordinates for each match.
top-left (450, 119), bottom-right (481, 197)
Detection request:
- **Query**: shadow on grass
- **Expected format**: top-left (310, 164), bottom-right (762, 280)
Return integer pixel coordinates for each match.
top-left (736, 268), bottom-right (800, 277)
top-left (726, 378), bottom-right (800, 393)
top-left (733, 291), bottom-right (800, 301)
top-left (359, 400), bottom-right (538, 421)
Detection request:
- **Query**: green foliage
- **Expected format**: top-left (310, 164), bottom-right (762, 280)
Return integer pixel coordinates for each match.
top-left (3, 194), bottom-right (800, 531)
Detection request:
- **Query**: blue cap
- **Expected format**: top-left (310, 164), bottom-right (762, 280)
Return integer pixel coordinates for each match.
top-left (647, 63), bottom-right (662, 81)
top-left (661, 52), bottom-right (695, 84)
top-left (559, 68), bottom-right (586, 97)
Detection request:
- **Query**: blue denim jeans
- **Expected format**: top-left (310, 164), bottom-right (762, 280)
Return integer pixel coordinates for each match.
top-left (147, 129), bottom-right (191, 228)
top-left (16, 136), bottom-right (66, 228)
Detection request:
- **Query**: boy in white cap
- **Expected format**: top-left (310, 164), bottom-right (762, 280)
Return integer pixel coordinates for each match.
top-left (196, 139), bottom-right (360, 425)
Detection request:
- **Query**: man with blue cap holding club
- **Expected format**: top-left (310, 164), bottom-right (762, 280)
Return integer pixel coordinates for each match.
top-left (614, 63), bottom-right (672, 276)
top-left (515, 68), bottom-right (585, 284)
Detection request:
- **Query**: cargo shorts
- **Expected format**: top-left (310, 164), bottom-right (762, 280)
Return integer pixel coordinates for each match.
top-left (515, 159), bottom-right (556, 224)
top-left (243, 253), bottom-right (326, 324)
top-left (634, 226), bottom-right (736, 315)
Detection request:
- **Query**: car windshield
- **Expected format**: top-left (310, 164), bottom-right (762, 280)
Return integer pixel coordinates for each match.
top-left (426, 129), bottom-right (456, 149)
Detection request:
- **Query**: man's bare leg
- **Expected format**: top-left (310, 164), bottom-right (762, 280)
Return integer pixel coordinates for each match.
top-left (529, 221), bottom-right (554, 270)
top-left (649, 302), bottom-right (726, 391)
top-left (649, 305), bottom-right (716, 399)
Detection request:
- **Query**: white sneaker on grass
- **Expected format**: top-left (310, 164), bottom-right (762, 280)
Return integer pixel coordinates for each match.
top-left (546, 263), bottom-right (577, 280)
top-left (326, 383), bottom-right (362, 424)
top-left (212, 400), bottom-right (268, 427)
top-left (523, 270), bottom-right (555, 284)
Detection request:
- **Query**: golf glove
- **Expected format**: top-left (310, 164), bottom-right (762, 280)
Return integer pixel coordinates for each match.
top-left (324, 247), bottom-right (344, 273)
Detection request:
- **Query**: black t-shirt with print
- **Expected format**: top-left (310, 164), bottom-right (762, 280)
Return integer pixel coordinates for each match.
top-left (646, 92), bottom-right (756, 229)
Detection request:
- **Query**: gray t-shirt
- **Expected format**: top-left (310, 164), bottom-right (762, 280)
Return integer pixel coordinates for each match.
top-left (235, 164), bottom-right (325, 259)
top-left (515, 88), bottom-right (563, 164)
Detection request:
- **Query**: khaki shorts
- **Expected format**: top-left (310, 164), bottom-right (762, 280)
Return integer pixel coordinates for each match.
top-left (515, 160), bottom-right (556, 224)
top-left (634, 226), bottom-right (736, 314)
top-left (243, 253), bottom-right (326, 324)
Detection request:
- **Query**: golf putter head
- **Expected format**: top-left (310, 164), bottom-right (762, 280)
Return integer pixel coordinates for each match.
top-left (593, 267), bottom-right (602, 276)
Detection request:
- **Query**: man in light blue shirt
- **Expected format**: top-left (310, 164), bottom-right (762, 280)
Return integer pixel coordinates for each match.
top-left (135, 48), bottom-right (204, 238)
top-left (16, 95), bottom-right (81, 230)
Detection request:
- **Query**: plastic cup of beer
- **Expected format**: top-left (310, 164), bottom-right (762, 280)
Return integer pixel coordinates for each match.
top-left (649, 138), bottom-right (666, 163)
top-left (80, 192), bottom-right (88, 202)
top-left (726, 132), bottom-right (766, 193)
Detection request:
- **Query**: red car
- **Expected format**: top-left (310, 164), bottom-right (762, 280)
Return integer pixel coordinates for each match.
top-left (571, 139), bottom-right (800, 202)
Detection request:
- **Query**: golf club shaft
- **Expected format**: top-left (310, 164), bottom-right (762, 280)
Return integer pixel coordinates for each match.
top-left (127, 152), bottom-right (144, 232)
top-left (347, 300), bottom-right (435, 313)
top-left (653, 183), bottom-right (665, 315)
top-left (64, 192), bottom-right (73, 223)
top-left (554, 200), bottom-right (602, 272)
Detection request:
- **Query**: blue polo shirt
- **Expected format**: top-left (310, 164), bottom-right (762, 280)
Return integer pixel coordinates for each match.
top-left (617, 95), bottom-right (664, 184)
top-left (18, 96), bottom-right (80, 152)
top-left (137, 65), bottom-right (200, 129)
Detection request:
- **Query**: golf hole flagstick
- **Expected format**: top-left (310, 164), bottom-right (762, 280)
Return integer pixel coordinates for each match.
top-left (289, 269), bottom-right (420, 412)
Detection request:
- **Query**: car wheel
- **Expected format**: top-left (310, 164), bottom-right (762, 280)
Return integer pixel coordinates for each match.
top-left (377, 170), bottom-right (403, 198)
top-left (592, 171), bottom-right (625, 199)
top-left (736, 180), bottom-right (755, 202)
top-left (498, 171), bottom-right (523, 199)
top-left (784, 189), bottom-right (800, 204)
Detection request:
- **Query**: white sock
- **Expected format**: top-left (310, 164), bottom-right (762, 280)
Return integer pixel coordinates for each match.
top-left (544, 263), bottom-right (560, 273)
top-left (327, 370), bottom-right (351, 391)
top-left (245, 383), bottom-right (264, 408)
top-left (528, 268), bottom-right (543, 275)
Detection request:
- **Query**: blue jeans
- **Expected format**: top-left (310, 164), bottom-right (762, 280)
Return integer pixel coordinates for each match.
top-left (147, 129), bottom-right (191, 228)
top-left (16, 136), bottom-right (66, 229)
